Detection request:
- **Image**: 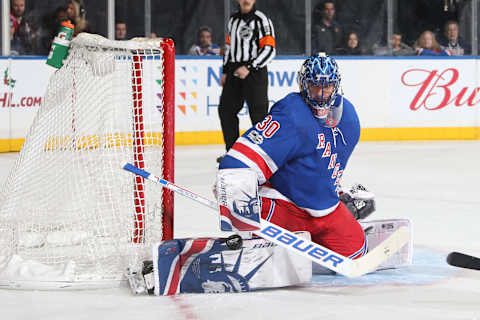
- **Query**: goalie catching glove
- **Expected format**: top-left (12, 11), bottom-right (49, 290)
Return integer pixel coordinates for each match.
top-left (339, 184), bottom-right (376, 220)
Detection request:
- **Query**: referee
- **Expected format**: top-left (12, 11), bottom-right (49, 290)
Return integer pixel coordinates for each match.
top-left (218, 0), bottom-right (276, 162)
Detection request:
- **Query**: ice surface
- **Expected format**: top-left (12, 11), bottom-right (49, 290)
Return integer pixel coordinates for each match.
top-left (1, 141), bottom-right (479, 320)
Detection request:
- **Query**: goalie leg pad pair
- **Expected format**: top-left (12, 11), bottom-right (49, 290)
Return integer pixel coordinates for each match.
top-left (129, 232), bottom-right (312, 295)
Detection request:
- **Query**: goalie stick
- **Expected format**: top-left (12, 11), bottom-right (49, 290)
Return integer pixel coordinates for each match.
top-left (446, 252), bottom-right (480, 271)
top-left (122, 162), bottom-right (410, 278)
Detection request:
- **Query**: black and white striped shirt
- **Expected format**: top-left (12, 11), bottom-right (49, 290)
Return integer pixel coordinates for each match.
top-left (223, 8), bottom-right (276, 73)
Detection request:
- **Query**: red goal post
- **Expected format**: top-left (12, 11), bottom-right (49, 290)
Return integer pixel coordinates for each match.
top-left (131, 38), bottom-right (175, 243)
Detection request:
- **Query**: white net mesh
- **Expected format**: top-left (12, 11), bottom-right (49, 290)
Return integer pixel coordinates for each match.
top-left (0, 33), bottom-right (174, 289)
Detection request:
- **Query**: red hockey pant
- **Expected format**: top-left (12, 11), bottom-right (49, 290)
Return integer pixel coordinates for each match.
top-left (261, 198), bottom-right (366, 258)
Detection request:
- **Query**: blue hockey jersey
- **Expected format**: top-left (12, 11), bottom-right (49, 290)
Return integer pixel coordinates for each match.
top-left (220, 92), bottom-right (360, 217)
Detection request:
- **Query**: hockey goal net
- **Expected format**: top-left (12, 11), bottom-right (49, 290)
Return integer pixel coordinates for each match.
top-left (0, 33), bottom-right (175, 289)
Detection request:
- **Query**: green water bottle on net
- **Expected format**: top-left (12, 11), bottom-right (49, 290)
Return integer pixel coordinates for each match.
top-left (46, 20), bottom-right (74, 69)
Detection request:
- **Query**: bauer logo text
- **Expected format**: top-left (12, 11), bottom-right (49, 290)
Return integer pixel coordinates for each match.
top-left (260, 225), bottom-right (344, 267)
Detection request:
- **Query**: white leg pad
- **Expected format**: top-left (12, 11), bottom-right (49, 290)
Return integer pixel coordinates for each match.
top-left (223, 231), bottom-right (313, 290)
top-left (148, 232), bottom-right (313, 294)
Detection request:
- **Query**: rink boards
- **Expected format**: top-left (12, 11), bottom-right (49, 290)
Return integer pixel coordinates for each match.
top-left (0, 56), bottom-right (479, 152)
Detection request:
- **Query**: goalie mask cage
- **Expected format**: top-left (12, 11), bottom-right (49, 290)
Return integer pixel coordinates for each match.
top-left (0, 33), bottom-right (174, 289)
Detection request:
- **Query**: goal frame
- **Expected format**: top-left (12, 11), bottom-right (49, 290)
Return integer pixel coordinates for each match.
top-left (0, 34), bottom-right (175, 290)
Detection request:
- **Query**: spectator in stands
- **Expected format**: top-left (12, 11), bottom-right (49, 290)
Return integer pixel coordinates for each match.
top-left (311, 0), bottom-right (343, 55)
top-left (66, 0), bottom-right (89, 37)
top-left (37, 6), bottom-right (68, 55)
top-left (188, 26), bottom-right (220, 56)
top-left (115, 22), bottom-right (127, 40)
top-left (437, 20), bottom-right (471, 56)
top-left (414, 30), bottom-right (450, 56)
top-left (371, 32), bottom-right (414, 56)
top-left (54, 7), bottom-right (68, 27)
top-left (336, 32), bottom-right (361, 55)
top-left (391, 32), bottom-right (414, 56)
top-left (10, 0), bottom-right (35, 55)
top-left (150, 32), bottom-right (157, 39)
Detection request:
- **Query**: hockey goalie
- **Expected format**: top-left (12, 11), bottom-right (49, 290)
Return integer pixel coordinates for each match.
top-left (127, 53), bottom-right (412, 295)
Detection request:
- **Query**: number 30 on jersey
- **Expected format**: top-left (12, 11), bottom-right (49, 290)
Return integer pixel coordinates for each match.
top-left (255, 115), bottom-right (280, 138)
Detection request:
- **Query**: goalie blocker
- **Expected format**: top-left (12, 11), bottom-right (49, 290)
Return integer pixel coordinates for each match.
top-left (127, 232), bottom-right (312, 295)
top-left (216, 168), bottom-right (261, 232)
